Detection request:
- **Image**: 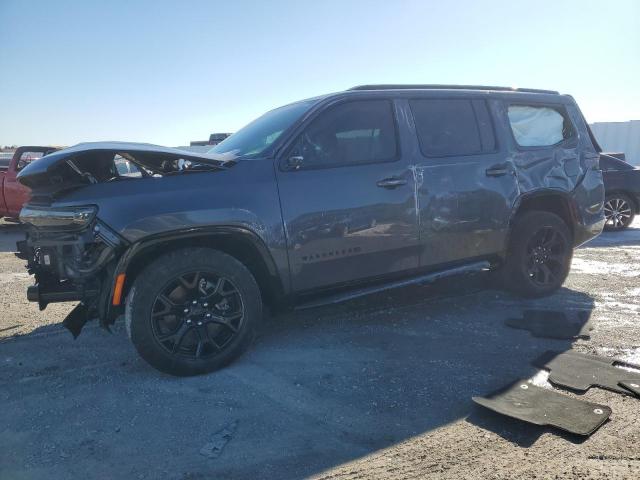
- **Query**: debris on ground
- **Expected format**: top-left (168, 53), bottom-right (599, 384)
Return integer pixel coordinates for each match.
top-left (505, 309), bottom-right (593, 339)
top-left (199, 420), bottom-right (238, 459)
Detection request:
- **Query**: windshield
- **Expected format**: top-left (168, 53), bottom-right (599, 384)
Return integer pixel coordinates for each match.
top-left (208, 100), bottom-right (316, 158)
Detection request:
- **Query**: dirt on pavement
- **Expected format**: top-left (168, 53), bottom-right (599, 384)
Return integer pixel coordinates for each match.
top-left (1, 220), bottom-right (639, 479)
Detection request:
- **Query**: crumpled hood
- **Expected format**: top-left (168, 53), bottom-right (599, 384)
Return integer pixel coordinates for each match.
top-left (17, 141), bottom-right (236, 189)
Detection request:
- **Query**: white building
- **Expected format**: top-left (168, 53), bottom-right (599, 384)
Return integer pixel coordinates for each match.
top-left (590, 120), bottom-right (640, 166)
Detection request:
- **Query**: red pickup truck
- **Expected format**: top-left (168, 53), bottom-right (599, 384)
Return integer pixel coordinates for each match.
top-left (0, 146), bottom-right (60, 220)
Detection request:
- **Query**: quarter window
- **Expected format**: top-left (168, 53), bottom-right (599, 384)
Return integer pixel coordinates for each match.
top-left (409, 99), bottom-right (488, 157)
top-left (508, 105), bottom-right (574, 147)
top-left (291, 100), bottom-right (398, 168)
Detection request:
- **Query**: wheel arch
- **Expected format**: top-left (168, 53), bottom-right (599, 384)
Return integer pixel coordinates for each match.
top-left (109, 226), bottom-right (286, 319)
top-left (503, 190), bottom-right (577, 256)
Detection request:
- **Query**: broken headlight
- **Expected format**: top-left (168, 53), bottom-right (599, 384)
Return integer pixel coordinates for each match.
top-left (19, 205), bottom-right (98, 231)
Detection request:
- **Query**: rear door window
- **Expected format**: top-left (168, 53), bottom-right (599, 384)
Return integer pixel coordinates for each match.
top-left (409, 99), bottom-right (493, 157)
top-left (507, 105), bottom-right (574, 147)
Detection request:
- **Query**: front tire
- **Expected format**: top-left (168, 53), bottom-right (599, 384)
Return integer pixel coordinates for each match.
top-left (126, 248), bottom-right (262, 376)
top-left (502, 211), bottom-right (572, 298)
top-left (604, 193), bottom-right (635, 231)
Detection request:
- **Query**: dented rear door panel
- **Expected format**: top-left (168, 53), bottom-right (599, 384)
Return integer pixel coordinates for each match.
top-left (397, 97), bottom-right (519, 268)
top-left (404, 92), bottom-right (601, 267)
top-left (497, 96), bottom-right (604, 243)
top-left (497, 97), bottom-right (585, 193)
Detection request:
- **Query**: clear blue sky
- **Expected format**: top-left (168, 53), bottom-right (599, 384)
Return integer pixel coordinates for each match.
top-left (1, 0), bottom-right (638, 147)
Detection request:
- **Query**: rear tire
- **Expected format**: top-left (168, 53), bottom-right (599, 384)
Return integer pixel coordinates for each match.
top-left (126, 247), bottom-right (262, 376)
top-left (604, 193), bottom-right (635, 231)
top-left (502, 211), bottom-right (572, 298)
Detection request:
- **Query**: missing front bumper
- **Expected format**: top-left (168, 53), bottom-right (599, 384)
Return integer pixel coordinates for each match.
top-left (27, 283), bottom-right (99, 309)
top-left (20, 220), bottom-right (126, 336)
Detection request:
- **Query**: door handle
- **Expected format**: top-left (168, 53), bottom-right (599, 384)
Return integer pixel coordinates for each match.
top-left (485, 165), bottom-right (511, 177)
top-left (376, 177), bottom-right (407, 189)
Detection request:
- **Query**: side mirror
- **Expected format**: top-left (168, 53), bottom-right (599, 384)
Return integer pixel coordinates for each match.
top-left (286, 155), bottom-right (304, 170)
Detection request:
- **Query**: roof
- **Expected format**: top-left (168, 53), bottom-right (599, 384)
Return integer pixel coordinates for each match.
top-left (348, 84), bottom-right (560, 95)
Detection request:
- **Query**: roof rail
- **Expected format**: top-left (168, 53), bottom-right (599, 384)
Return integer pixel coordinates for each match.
top-left (348, 84), bottom-right (559, 95)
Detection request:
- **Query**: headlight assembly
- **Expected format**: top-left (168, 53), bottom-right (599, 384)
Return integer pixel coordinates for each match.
top-left (19, 205), bottom-right (98, 231)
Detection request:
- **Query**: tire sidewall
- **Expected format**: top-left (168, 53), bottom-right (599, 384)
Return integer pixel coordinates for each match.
top-left (506, 211), bottom-right (572, 297)
top-left (128, 248), bottom-right (261, 376)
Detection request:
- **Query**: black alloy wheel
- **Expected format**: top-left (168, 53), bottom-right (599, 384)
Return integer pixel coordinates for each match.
top-left (502, 210), bottom-right (572, 297)
top-left (525, 226), bottom-right (568, 288)
top-left (127, 248), bottom-right (261, 376)
top-left (151, 271), bottom-right (244, 360)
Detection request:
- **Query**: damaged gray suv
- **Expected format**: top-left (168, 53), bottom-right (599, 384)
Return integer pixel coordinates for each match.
top-left (17, 85), bottom-right (605, 375)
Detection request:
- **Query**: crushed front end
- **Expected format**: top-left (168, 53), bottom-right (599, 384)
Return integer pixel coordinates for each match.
top-left (14, 142), bottom-right (233, 338)
top-left (17, 205), bottom-right (127, 336)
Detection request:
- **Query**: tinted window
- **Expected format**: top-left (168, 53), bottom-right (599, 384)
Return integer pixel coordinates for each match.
top-left (472, 99), bottom-right (496, 152)
top-left (209, 100), bottom-right (316, 159)
top-left (409, 99), bottom-right (484, 157)
top-left (291, 100), bottom-right (398, 168)
top-left (508, 105), bottom-right (574, 147)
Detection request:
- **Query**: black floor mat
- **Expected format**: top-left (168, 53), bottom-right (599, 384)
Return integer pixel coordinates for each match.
top-left (473, 380), bottom-right (611, 436)
top-left (619, 381), bottom-right (640, 396)
top-left (505, 310), bottom-right (592, 339)
top-left (534, 350), bottom-right (640, 396)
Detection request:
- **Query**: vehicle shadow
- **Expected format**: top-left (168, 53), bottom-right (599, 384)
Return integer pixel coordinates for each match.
top-left (258, 276), bottom-right (595, 445)
top-left (0, 275), bottom-right (595, 479)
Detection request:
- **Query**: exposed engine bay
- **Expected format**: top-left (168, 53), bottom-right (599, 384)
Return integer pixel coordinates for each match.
top-left (17, 142), bottom-right (233, 201)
